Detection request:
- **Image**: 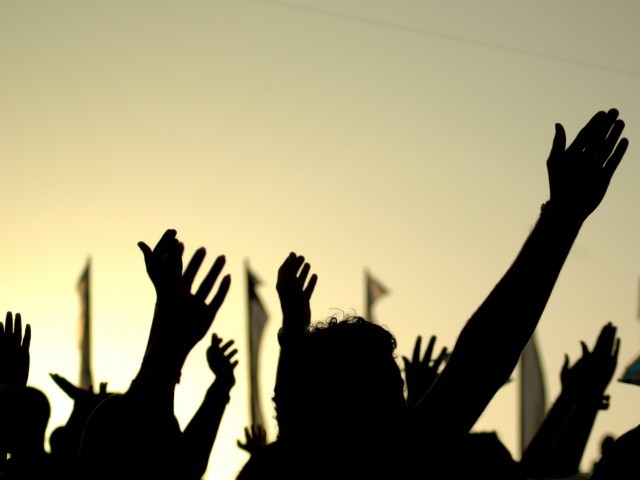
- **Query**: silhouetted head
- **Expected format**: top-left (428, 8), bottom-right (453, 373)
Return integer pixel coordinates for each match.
top-left (0, 386), bottom-right (50, 455)
top-left (275, 315), bottom-right (408, 458)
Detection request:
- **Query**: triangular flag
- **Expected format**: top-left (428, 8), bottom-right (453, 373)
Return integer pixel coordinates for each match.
top-left (365, 269), bottom-right (389, 324)
top-left (77, 258), bottom-right (93, 390)
top-left (247, 261), bottom-right (268, 427)
top-left (520, 332), bottom-right (546, 455)
top-left (619, 352), bottom-right (640, 386)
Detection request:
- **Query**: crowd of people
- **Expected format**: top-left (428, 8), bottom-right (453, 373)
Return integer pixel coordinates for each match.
top-left (0, 108), bottom-right (634, 478)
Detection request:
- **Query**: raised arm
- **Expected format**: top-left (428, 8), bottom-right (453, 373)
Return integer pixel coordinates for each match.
top-left (413, 109), bottom-right (628, 444)
top-left (79, 229), bottom-right (231, 480)
top-left (521, 322), bottom-right (620, 478)
top-left (181, 333), bottom-right (238, 480)
top-left (272, 252), bottom-right (317, 440)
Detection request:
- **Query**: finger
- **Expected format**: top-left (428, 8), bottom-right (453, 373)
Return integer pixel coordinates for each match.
top-left (568, 110), bottom-right (606, 152)
top-left (220, 339), bottom-right (235, 352)
top-left (600, 119), bottom-right (625, 160)
top-left (5, 312), bottom-right (13, 336)
top-left (547, 123), bottom-right (567, 167)
top-left (562, 354), bottom-right (570, 371)
top-left (291, 255), bottom-right (305, 276)
top-left (423, 335), bottom-right (436, 364)
top-left (591, 109), bottom-right (621, 158)
top-left (49, 373), bottom-right (78, 398)
top-left (304, 274), bottom-right (318, 300)
top-left (433, 347), bottom-right (448, 369)
top-left (612, 337), bottom-right (621, 359)
top-left (22, 324), bottom-right (31, 351)
top-left (298, 263), bottom-right (311, 285)
top-left (153, 229), bottom-right (178, 254)
top-left (207, 274), bottom-right (232, 315)
top-left (580, 341), bottom-right (590, 357)
top-left (14, 313), bottom-right (22, 343)
top-left (603, 137), bottom-right (628, 182)
top-left (402, 356), bottom-right (410, 373)
top-left (196, 255), bottom-right (226, 300)
top-left (278, 252), bottom-right (297, 275)
top-left (100, 382), bottom-right (108, 394)
top-left (137, 241), bottom-right (153, 264)
top-left (183, 247), bottom-right (206, 292)
top-left (412, 336), bottom-right (422, 364)
top-left (226, 348), bottom-right (239, 360)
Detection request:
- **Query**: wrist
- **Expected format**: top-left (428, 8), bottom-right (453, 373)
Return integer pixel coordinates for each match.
top-left (539, 201), bottom-right (584, 229)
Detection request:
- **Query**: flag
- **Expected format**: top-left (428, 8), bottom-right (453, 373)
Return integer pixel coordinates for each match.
top-left (77, 258), bottom-right (93, 390)
top-left (246, 261), bottom-right (268, 427)
top-left (619, 352), bottom-right (640, 386)
top-left (520, 332), bottom-right (546, 455)
top-left (365, 269), bottom-right (389, 324)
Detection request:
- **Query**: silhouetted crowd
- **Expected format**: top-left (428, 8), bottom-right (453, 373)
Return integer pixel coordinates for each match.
top-left (0, 108), bottom-right (635, 479)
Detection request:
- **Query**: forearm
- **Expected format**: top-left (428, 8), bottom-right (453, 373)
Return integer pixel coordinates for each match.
top-left (182, 380), bottom-right (233, 479)
top-left (416, 211), bottom-right (582, 438)
top-left (544, 392), bottom-right (605, 476)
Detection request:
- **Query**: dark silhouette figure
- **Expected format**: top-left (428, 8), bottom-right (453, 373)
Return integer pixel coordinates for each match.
top-left (0, 312), bottom-right (54, 479)
top-left (403, 334), bottom-right (524, 478)
top-left (521, 322), bottom-right (620, 478)
top-left (408, 108), bottom-right (627, 476)
top-left (78, 229), bottom-right (233, 480)
top-left (48, 373), bottom-right (111, 473)
top-left (238, 108), bottom-right (628, 479)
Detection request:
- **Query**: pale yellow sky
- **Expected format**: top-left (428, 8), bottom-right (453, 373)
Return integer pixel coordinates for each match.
top-left (2, 1), bottom-right (640, 478)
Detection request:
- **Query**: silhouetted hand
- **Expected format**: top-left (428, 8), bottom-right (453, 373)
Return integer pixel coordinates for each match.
top-left (206, 333), bottom-right (238, 389)
top-left (276, 252), bottom-right (318, 336)
top-left (0, 312), bottom-right (31, 388)
top-left (49, 373), bottom-right (109, 404)
top-left (137, 229), bottom-right (232, 363)
top-left (403, 335), bottom-right (449, 408)
top-left (561, 322), bottom-right (619, 409)
top-left (237, 424), bottom-right (267, 455)
top-left (546, 108), bottom-right (628, 224)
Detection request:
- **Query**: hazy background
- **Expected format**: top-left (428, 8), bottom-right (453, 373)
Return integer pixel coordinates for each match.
top-left (2, 1), bottom-right (640, 478)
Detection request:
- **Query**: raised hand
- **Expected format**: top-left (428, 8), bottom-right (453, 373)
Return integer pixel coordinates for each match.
top-left (237, 424), bottom-right (267, 455)
top-left (545, 108), bottom-right (628, 224)
top-left (561, 322), bottom-right (620, 409)
top-left (206, 333), bottom-right (238, 389)
top-left (0, 312), bottom-right (31, 388)
top-left (137, 229), bottom-right (232, 364)
top-left (276, 252), bottom-right (318, 334)
top-left (402, 335), bottom-right (449, 409)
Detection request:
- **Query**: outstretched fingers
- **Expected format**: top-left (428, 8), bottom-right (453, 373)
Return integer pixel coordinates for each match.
top-left (196, 255), bottom-right (227, 300)
top-left (207, 274), bottom-right (231, 316)
top-left (183, 247), bottom-right (207, 292)
top-left (304, 273), bottom-right (318, 300)
top-left (423, 335), bottom-right (436, 365)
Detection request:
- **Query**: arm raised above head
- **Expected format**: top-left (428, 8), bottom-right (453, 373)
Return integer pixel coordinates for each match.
top-left (412, 109), bottom-right (629, 443)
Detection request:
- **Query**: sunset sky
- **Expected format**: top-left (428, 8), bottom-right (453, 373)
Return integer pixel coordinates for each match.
top-left (2, 1), bottom-right (640, 478)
